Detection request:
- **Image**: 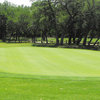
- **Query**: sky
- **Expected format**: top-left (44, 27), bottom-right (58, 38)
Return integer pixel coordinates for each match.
top-left (0, 0), bottom-right (32, 6)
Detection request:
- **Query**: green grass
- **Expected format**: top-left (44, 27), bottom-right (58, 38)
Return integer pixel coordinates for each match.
top-left (1, 76), bottom-right (100, 100)
top-left (0, 43), bottom-right (100, 100)
top-left (36, 37), bottom-right (100, 44)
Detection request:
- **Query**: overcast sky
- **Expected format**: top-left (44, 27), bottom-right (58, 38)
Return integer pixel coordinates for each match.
top-left (0, 0), bottom-right (32, 6)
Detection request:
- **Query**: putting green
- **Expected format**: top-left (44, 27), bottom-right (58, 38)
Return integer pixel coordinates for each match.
top-left (0, 43), bottom-right (100, 77)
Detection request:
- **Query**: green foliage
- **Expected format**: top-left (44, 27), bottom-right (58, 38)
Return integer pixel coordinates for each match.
top-left (0, 0), bottom-right (100, 46)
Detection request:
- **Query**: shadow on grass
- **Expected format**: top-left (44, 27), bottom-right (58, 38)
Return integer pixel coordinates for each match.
top-left (32, 43), bottom-right (100, 51)
top-left (1, 72), bottom-right (100, 81)
top-left (0, 42), bottom-right (100, 51)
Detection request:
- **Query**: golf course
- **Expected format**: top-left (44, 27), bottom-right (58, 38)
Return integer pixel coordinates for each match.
top-left (0, 0), bottom-right (100, 99)
top-left (0, 43), bottom-right (100, 100)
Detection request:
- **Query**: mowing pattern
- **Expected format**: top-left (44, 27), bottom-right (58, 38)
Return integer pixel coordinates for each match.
top-left (0, 43), bottom-right (100, 100)
top-left (0, 44), bottom-right (100, 77)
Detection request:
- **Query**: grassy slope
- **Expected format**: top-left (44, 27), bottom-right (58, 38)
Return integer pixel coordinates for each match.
top-left (0, 43), bottom-right (100, 100)
top-left (0, 43), bottom-right (100, 77)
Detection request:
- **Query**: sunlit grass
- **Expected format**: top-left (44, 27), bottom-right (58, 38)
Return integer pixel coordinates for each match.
top-left (0, 43), bottom-right (100, 100)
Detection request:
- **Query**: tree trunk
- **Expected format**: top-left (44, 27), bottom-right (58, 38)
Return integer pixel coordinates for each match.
top-left (83, 34), bottom-right (88, 46)
top-left (77, 37), bottom-right (82, 45)
top-left (45, 35), bottom-right (48, 44)
top-left (61, 34), bottom-right (65, 45)
top-left (33, 37), bottom-right (36, 43)
top-left (93, 38), bottom-right (99, 46)
top-left (41, 37), bottom-right (43, 44)
top-left (88, 37), bottom-right (93, 46)
top-left (32, 36), bottom-right (36, 43)
top-left (15, 35), bottom-right (18, 42)
top-left (2, 32), bottom-right (6, 42)
top-left (68, 35), bottom-right (72, 45)
top-left (18, 37), bottom-right (21, 43)
top-left (73, 37), bottom-right (76, 44)
top-left (8, 34), bottom-right (12, 43)
top-left (56, 35), bottom-right (59, 45)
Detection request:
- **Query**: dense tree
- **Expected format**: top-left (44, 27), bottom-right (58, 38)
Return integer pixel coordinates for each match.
top-left (0, 15), bottom-right (7, 42)
top-left (0, 0), bottom-right (100, 48)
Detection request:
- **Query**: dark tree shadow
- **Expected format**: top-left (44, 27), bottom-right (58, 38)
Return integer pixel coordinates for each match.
top-left (32, 43), bottom-right (100, 51)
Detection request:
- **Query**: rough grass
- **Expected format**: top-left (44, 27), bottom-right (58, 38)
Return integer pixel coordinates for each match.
top-left (0, 43), bottom-right (100, 100)
top-left (0, 76), bottom-right (100, 100)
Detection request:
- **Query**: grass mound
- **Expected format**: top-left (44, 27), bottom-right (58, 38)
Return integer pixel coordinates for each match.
top-left (0, 43), bottom-right (100, 77)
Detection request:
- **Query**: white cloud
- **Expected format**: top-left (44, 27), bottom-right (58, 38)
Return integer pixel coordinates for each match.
top-left (0, 0), bottom-right (32, 6)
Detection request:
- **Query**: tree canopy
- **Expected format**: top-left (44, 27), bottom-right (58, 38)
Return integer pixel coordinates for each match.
top-left (0, 0), bottom-right (100, 48)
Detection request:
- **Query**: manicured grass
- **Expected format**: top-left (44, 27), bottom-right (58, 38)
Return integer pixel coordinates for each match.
top-left (0, 43), bottom-right (100, 100)
top-left (0, 43), bottom-right (100, 77)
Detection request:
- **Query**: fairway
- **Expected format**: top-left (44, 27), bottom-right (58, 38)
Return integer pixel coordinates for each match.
top-left (0, 43), bottom-right (100, 77)
top-left (0, 43), bottom-right (100, 100)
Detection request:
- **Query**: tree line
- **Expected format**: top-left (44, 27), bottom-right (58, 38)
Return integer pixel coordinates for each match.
top-left (0, 0), bottom-right (100, 47)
